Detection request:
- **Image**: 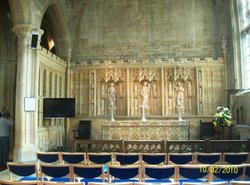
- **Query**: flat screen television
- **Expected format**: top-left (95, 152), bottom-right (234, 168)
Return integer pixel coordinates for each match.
top-left (43, 98), bottom-right (76, 118)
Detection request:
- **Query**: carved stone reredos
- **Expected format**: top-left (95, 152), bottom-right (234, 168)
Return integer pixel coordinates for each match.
top-left (70, 58), bottom-right (226, 116)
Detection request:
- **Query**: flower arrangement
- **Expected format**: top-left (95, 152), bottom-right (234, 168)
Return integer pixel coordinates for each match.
top-left (213, 106), bottom-right (232, 127)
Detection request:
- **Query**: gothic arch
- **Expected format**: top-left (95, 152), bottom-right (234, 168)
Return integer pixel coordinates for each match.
top-left (8, 0), bottom-right (69, 60)
top-left (8, 0), bottom-right (27, 25)
top-left (41, 2), bottom-right (70, 60)
top-left (0, 0), bottom-right (15, 59)
top-left (0, 0), bottom-right (16, 113)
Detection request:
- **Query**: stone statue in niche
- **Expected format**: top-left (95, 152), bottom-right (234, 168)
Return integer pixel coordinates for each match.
top-left (152, 83), bottom-right (157, 96)
top-left (141, 80), bottom-right (151, 108)
top-left (108, 82), bottom-right (116, 108)
top-left (100, 83), bottom-right (105, 97)
top-left (108, 81), bottom-right (116, 121)
top-left (140, 80), bottom-right (151, 121)
top-left (168, 81), bottom-right (173, 96)
top-left (175, 81), bottom-right (185, 108)
top-left (100, 99), bottom-right (105, 114)
top-left (188, 98), bottom-right (192, 111)
top-left (175, 81), bottom-right (185, 121)
top-left (100, 99), bottom-right (104, 109)
top-left (187, 81), bottom-right (192, 96)
top-left (134, 83), bottom-right (138, 95)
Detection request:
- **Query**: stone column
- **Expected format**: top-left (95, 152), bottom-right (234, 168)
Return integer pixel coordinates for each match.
top-left (12, 24), bottom-right (43, 162)
top-left (0, 63), bottom-right (6, 106)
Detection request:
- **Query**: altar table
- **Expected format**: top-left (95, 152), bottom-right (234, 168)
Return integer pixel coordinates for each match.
top-left (101, 120), bottom-right (190, 140)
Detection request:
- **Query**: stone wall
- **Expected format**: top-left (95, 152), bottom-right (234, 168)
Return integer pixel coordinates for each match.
top-left (68, 0), bottom-right (231, 62)
top-left (231, 92), bottom-right (250, 126)
top-left (232, 92), bottom-right (250, 140)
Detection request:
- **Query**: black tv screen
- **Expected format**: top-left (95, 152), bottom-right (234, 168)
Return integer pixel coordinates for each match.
top-left (43, 98), bottom-right (76, 118)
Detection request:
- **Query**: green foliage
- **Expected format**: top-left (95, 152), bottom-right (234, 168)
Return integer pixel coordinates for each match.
top-left (213, 106), bottom-right (232, 127)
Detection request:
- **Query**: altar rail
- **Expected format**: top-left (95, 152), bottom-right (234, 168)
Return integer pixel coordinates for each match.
top-left (73, 139), bottom-right (250, 153)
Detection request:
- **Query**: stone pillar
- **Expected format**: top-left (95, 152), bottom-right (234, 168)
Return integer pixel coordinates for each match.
top-left (0, 63), bottom-right (6, 106)
top-left (12, 24), bottom-right (43, 162)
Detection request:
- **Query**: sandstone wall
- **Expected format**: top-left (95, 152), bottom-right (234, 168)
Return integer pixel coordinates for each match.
top-left (68, 0), bottom-right (231, 62)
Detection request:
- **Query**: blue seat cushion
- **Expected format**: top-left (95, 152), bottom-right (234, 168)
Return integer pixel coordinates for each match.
top-left (179, 178), bottom-right (207, 185)
top-left (50, 177), bottom-right (71, 182)
top-left (111, 179), bottom-right (139, 183)
top-left (145, 179), bottom-right (172, 183)
top-left (19, 176), bottom-right (38, 181)
top-left (79, 178), bottom-right (108, 185)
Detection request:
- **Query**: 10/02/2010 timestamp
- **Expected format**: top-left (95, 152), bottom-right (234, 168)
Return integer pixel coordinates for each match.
top-left (200, 166), bottom-right (239, 174)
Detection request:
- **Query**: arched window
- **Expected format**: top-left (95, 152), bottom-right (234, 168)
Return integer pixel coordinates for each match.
top-left (239, 0), bottom-right (250, 88)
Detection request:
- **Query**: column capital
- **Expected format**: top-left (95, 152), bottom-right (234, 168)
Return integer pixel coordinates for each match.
top-left (36, 28), bottom-right (44, 36)
top-left (12, 24), bottom-right (32, 37)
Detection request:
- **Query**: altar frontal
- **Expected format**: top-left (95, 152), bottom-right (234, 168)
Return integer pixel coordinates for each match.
top-left (102, 120), bottom-right (190, 140)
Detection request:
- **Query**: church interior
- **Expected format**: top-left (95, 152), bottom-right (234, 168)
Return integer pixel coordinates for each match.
top-left (0, 0), bottom-right (250, 184)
